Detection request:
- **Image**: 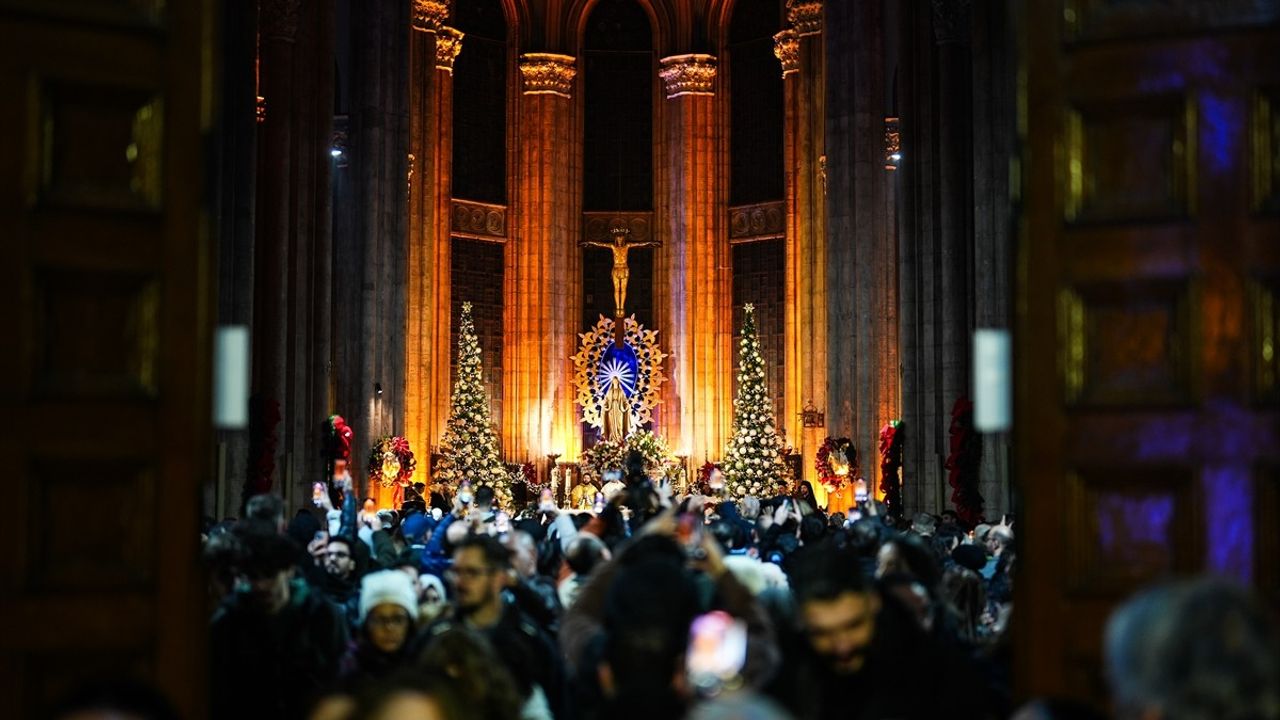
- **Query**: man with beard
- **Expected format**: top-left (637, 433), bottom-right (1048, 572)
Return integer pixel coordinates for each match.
top-left (428, 534), bottom-right (564, 719)
top-left (210, 528), bottom-right (348, 720)
top-left (768, 545), bottom-right (989, 720)
top-left (317, 535), bottom-right (363, 628)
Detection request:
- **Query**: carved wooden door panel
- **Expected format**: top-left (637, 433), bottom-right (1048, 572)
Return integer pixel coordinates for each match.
top-left (0, 2), bottom-right (212, 717)
top-left (1017, 0), bottom-right (1280, 704)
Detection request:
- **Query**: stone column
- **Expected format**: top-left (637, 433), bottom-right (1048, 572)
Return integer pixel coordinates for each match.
top-left (212, 0), bottom-right (258, 515)
top-left (970, 0), bottom-right (1012, 516)
top-left (341, 0), bottom-right (410, 501)
top-left (405, 0), bottom-right (456, 477)
top-left (284, 0), bottom-right (336, 507)
top-left (505, 53), bottom-right (582, 464)
top-left (934, 0), bottom-right (975, 480)
top-left (252, 0), bottom-right (298, 497)
top-left (776, 0), bottom-right (829, 487)
top-left (655, 54), bottom-right (732, 464)
top-left (825, 0), bottom-right (897, 490)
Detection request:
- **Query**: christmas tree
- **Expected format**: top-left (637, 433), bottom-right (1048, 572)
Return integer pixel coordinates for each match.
top-left (723, 304), bottom-right (788, 497)
top-left (434, 302), bottom-right (512, 508)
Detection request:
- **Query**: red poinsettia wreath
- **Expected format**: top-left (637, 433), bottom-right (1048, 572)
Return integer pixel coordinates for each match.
top-left (368, 436), bottom-right (417, 489)
top-left (815, 437), bottom-right (857, 494)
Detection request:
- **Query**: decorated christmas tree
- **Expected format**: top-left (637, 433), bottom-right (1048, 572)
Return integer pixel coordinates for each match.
top-left (723, 304), bottom-right (788, 497)
top-left (434, 302), bottom-right (512, 508)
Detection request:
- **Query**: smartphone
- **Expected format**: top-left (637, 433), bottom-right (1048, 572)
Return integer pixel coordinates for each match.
top-left (854, 478), bottom-right (869, 503)
top-left (538, 488), bottom-right (555, 512)
top-left (495, 511), bottom-right (510, 534)
top-left (686, 611), bottom-right (748, 696)
top-left (312, 482), bottom-right (325, 504)
top-left (593, 492), bottom-right (605, 514)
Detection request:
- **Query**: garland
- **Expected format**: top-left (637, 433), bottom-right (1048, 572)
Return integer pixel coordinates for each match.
top-left (579, 430), bottom-right (677, 485)
top-left (945, 398), bottom-right (984, 526)
top-left (367, 436), bottom-right (417, 489)
top-left (879, 421), bottom-right (904, 518)
top-left (815, 437), bottom-right (857, 494)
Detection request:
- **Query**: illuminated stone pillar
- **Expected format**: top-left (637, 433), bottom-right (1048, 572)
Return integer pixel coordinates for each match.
top-left (655, 54), bottom-right (732, 464)
top-left (825, 0), bottom-right (898, 489)
top-left (505, 53), bottom-right (582, 464)
top-left (776, 3), bottom-right (828, 486)
top-left (405, 0), bottom-right (458, 482)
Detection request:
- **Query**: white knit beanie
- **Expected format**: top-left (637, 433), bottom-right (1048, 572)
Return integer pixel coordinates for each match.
top-left (359, 570), bottom-right (420, 624)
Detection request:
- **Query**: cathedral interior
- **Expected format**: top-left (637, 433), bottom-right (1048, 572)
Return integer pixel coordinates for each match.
top-left (2, 0), bottom-right (1278, 717)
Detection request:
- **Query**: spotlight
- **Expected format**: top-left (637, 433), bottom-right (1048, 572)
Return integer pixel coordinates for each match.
top-left (374, 382), bottom-right (383, 397)
top-left (330, 148), bottom-right (343, 158)
top-left (890, 153), bottom-right (902, 162)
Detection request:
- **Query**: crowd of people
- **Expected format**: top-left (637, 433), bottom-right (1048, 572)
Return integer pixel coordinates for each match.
top-left (181, 453), bottom-right (1280, 720)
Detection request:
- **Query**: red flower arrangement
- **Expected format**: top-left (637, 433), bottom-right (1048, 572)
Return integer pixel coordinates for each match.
top-left (695, 461), bottom-right (721, 493)
top-left (516, 462), bottom-right (543, 491)
top-left (879, 421), bottom-right (904, 518)
top-left (246, 395), bottom-right (281, 496)
top-left (322, 415), bottom-right (354, 464)
top-left (368, 436), bottom-right (417, 489)
top-left (945, 398), bottom-right (983, 527)
top-left (815, 437), bottom-right (857, 494)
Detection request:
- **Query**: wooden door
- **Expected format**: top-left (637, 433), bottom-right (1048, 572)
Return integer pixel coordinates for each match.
top-left (1016, 0), bottom-right (1280, 704)
top-left (0, 2), bottom-right (213, 717)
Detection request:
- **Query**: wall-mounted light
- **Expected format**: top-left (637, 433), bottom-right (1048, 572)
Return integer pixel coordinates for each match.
top-left (374, 382), bottom-right (383, 397)
top-left (330, 147), bottom-right (343, 159)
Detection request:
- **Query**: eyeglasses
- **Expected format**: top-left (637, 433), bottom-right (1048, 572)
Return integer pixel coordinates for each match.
top-left (446, 566), bottom-right (495, 581)
top-left (366, 614), bottom-right (411, 629)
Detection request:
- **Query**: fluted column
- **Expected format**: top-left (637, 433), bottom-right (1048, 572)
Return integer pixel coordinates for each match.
top-left (825, 0), bottom-right (898, 492)
top-left (505, 53), bottom-right (582, 464)
top-left (777, 0), bottom-right (829, 487)
top-left (655, 54), bottom-right (731, 464)
top-left (405, 0), bottom-right (456, 481)
top-left (252, 0), bottom-right (298, 495)
top-left (934, 0), bottom-right (975, 469)
top-left (341, 0), bottom-right (410, 502)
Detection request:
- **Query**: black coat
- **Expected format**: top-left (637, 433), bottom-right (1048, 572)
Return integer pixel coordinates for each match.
top-left (768, 592), bottom-right (992, 720)
top-left (210, 579), bottom-right (349, 720)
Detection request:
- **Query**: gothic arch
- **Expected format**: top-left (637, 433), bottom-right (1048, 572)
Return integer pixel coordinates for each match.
top-left (563, 0), bottom-right (677, 55)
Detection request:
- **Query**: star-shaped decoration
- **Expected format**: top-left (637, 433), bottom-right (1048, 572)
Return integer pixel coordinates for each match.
top-left (743, 303), bottom-right (754, 312)
top-left (462, 301), bottom-right (473, 313)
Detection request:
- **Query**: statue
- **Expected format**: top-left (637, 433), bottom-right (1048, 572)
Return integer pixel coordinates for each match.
top-left (602, 374), bottom-right (631, 443)
top-left (580, 226), bottom-right (660, 319)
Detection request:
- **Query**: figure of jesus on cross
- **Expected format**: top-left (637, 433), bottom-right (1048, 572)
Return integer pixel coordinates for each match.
top-left (580, 226), bottom-right (660, 319)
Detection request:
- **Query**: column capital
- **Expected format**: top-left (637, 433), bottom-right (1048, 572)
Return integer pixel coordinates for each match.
top-left (786, 0), bottom-right (822, 37)
top-left (436, 26), bottom-right (464, 73)
top-left (658, 54), bottom-right (717, 99)
top-left (518, 53), bottom-right (577, 98)
top-left (772, 29), bottom-right (800, 78)
top-left (931, 0), bottom-right (972, 45)
top-left (412, 0), bottom-right (452, 32)
top-left (260, 0), bottom-right (300, 41)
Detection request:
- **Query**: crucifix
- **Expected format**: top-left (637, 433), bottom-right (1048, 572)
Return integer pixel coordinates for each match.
top-left (580, 226), bottom-right (660, 345)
